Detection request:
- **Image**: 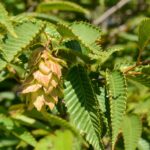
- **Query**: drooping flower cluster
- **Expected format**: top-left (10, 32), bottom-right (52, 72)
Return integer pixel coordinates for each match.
top-left (21, 50), bottom-right (64, 111)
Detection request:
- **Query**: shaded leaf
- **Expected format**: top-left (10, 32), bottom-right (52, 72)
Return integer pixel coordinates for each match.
top-left (64, 65), bottom-right (104, 150)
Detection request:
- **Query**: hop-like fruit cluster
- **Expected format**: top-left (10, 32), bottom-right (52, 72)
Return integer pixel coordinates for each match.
top-left (21, 50), bottom-right (64, 111)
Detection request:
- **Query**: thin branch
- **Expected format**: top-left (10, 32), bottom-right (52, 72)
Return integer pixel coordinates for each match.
top-left (124, 60), bottom-right (150, 74)
top-left (136, 48), bottom-right (143, 65)
top-left (93, 0), bottom-right (131, 25)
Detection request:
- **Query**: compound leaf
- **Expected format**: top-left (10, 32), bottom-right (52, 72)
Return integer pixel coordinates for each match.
top-left (0, 20), bottom-right (45, 71)
top-left (64, 65), bottom-right (104, 150)
top-left (57, 22), bottom-right (103, 60)
top-left (106, 71), bottom-right (127, 149)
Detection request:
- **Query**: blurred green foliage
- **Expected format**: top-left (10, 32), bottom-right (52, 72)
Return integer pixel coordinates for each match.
top-left (0, 0), bottom-right (150, 150)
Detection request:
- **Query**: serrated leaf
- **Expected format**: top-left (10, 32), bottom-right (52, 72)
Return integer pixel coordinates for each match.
top-left (64, 65), bottom-right (104, 150)
top-left (57, 23), bottom-right (76, 40)
top-left (0, 3), bottom-right (16, 37)
top-left (70, 22), bottom-right (101, 46)
top-left (106, 71), bottom-right (127, 149)
top-left (57, 22), bottom-right (103, 61)
top-left (37, 1), bottom-right (89, 14)
top-left (70, 22), bottom-right (102, 54)
top-left (0, 20), bottom-right (45, 71)
top-left (139, 18), bottom-right (150, 50)
top-left (122, 115), bottom-right (142, 150)
top-left (91, 46), bottom-right (122, 64)
top-left (96, 87), bottom-right (107, 113)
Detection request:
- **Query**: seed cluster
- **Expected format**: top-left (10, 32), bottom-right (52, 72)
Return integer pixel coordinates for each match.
top-left (21, 50), bottom-right (63, 111)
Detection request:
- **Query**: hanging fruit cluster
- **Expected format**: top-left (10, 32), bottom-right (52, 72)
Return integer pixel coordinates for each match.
top-left (21, 49), bottom-right (64, 111)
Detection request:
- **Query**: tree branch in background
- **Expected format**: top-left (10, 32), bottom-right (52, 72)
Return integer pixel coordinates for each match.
top-left (93, 0), bottom-right (131, 25)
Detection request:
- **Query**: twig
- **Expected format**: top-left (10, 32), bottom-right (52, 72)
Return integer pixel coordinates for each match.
top-left (124, 60), bottom-right (150, 74)
top-left (93, 0), bottom-right (131, 25)
top-left (27, 1), bottom-right (38, 12)
top-left (136, 48), bottom-right (143, 65)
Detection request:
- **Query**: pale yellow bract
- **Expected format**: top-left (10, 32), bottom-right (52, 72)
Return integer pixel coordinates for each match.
top-left (21, 50), bottom-right (64, 111)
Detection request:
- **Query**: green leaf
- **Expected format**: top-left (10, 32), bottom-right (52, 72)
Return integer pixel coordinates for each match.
top-left (12, 114), bottom-right (51, 131)
top-left (137, 138), bottom-right (150, 150)
top-left (129, 74), bottom-right (150, 87)
top-left (0, 114), bottom-right (14, 130)
top-left (0, 3), bottom-right (16, 37)
top-left (70, 22), bottom-right (101, 47)
top-left (37, 1), bottom-right (89, 14)
top-left (134, 98), bottom-right (150, 114)
top-left (64, 65), bottom-right (104, 150)
top-left (139, 18), bottom-right (150, 50)
top-left (147, 111), bottom-right (150, 127)
top-left (141, 65), bottom-right (150, 75)
top-left (0, 135), bottom-right (19, 149)
top-left (0, 63), bottom-right (7, 81)
top-left (0, 138), bottom-right (18, 148)
top-left (57, 23), bottom-right (76, 40)
top-left (0, 91), bottom-right (15, 101)
top-left (41, 112), bottom-right (80, 138)
top-left (106, 71), bottom-right (127, 149)
top-left (57, 22), bottom-right (103, 60)
top-left (15, 12), bottom-right (66, 24)
top-left (0, 20), bottom-right (45, 71)
top-left (96, 87), bottom-right (107, 113)
top-left (90, 46), bottom-right (122, 64)
top-left (70, 22), bottom-right (102, 54)
top-left (35, 130), bottom-right (80, 150)
top-left (12, 127), bottom-right (37, 147)
top-left (122, 115), bottom-right (142, 150)
top-left (0, 114), bottom-right (37, 147)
